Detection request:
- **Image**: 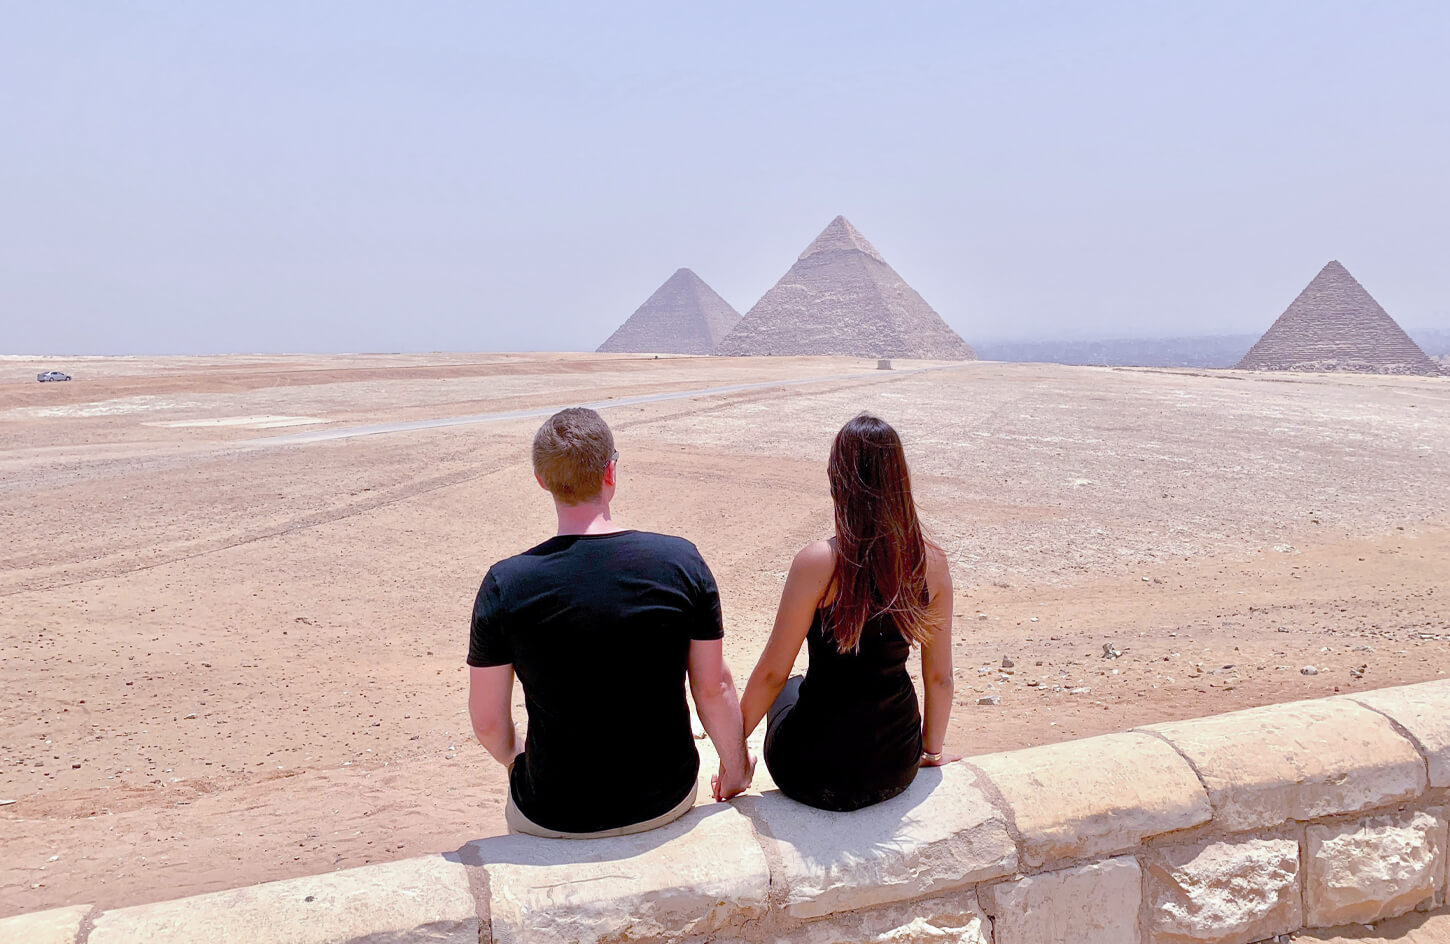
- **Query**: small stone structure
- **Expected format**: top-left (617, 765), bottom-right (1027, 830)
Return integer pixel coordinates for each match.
top-left (715, 216), bottom-right (977, 360)
top-left (1237, 261), bottom-right (1443, 375)
top-left (6, 678), bottom-right (1448, 943)
top-left (596, 268), bottom-right (741, 355)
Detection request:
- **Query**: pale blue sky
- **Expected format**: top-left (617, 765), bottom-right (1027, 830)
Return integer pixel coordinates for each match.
top-left (3, 2), bottom-right (1447, 354)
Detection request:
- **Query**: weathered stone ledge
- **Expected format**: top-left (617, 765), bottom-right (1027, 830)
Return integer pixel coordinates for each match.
top-left (4, 678), bottom-right (1448, 944)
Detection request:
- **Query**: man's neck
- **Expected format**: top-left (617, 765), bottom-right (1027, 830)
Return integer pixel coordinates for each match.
top-left (554, 500), bottom-right (626, 536)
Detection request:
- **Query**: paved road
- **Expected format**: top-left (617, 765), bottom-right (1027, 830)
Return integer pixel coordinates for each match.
top-left (247, 364), bottom-right (963, 447)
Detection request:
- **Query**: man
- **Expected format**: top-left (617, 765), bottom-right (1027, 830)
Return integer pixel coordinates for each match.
top-left (467, 407), bottom-right (754, 838)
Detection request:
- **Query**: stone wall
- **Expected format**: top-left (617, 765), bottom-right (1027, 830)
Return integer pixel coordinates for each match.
top-left (6, 678), bottom-right (1448, 944)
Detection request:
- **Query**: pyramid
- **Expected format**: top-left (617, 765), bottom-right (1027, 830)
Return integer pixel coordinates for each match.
top-left (596, 268), bottom-right (741, 355)
top-left (1237, 261), bottom-right (1442, 375)
top-left (714, 216), bottom-right (975, 359)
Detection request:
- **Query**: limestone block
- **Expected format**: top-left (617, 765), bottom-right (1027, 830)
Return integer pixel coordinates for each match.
top-left (0, 904), bottom-right (91, 944)
top-left (1144, 837), bottom-right (1302, 944)
top-left (747, 890), bottom-right (991, 944)
top-left (1346, 679), bottom-right (1450, 787)
top-left (970, 731), bottom-right (1211, 867)
top-left (738, 763), bottom-right (1017, 920)
top-left (471, 804), bottom-right (769, 943)
top-left (980, 856), bottom-right (1141, 944)
top-left (1145, 698), bottom-right (1426, 832)
top-left (1306, 811), bottom-right (1442, 927)
top-left (1435, 806), bottom-right (1449, 907)
top-left (88, 855), bottom-right (477, 944)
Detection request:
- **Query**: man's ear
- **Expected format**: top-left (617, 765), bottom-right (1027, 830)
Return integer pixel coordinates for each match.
top-left (535, 473), bottom-right (548, 491)
top-left (602, 461), bottom-right (616, 489)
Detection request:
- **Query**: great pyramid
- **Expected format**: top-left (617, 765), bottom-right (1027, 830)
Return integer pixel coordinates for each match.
top-left (597, 268), bottom-right (741, 355)
top-left (714, 216), bottom-right (976, 359)
top-left (1237, 261), bottom-right (1442, 375)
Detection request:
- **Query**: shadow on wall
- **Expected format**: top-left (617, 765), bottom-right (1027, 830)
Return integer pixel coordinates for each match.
top-left (450, 768), bottom-right (947, 869)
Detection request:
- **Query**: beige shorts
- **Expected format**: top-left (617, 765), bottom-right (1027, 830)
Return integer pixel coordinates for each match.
top-left (504, 781), bottom-right (698, 840)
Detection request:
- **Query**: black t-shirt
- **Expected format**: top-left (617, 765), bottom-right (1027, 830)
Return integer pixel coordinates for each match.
top-left (467, 530), bottom-right (723, 833)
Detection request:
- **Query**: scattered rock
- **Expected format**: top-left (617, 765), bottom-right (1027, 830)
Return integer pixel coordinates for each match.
top-left (978, 696), bottom-right (1001, 706)
top-left (1001, 657), bottom-right (1014, 669)
top-left (1301, 666), bottom-right (1319, 676)
top-left (1102, 643), bottom-right (1122, 659)
top-left (182, 713), bottom-right (197, 720)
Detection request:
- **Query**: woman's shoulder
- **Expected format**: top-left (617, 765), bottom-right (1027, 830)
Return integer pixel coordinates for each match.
top-left (792, 539), bottom-right (836, 577)
top-left (923, 541), bottom-right (952, 595)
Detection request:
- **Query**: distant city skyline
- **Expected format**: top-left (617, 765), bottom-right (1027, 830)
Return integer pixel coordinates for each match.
top-left (2, 3), bottom-right (1447, 355)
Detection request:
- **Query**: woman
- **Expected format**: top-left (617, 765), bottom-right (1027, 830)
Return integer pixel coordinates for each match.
top-left (726, 413), bottom-right (957, 811)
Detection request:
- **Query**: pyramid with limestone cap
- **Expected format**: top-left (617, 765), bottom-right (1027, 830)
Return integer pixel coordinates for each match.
top-left (715, 216), bottom-right (975, 359)
top-left (597, 268), bottom-right (741, 354)
top-left (1236, 261), bottom-right (1442, 375)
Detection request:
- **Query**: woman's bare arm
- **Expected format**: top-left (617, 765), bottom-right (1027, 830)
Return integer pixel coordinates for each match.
top-left (738, 540), bottom-right (834, 738)
top-left (919, 546), bottom-right (958, 765)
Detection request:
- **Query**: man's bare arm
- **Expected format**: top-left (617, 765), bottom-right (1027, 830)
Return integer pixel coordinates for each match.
top-left (687, 639), bottom-right (753, 800)
top-left (468, 664), bottom-right (521, 765)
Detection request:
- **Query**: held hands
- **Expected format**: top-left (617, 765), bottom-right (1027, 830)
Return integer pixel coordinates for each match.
top-left (711, 754), bottom-right (757, 802)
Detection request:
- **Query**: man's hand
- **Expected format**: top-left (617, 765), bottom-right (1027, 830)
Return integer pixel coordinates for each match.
top-left (711, 754), bottom-right (757, 801)
top-left (688, 639), bottom-right (752, 800)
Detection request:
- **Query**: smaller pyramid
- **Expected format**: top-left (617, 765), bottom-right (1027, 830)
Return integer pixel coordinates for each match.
top-left (715, 216), bottom-right (975, 360)
top-left (596, 268), bottom-right (740, 355)
top-left (1237, 261), bottom-right (1441, 375)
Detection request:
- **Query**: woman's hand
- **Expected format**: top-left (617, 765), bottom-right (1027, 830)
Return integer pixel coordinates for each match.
top-left (711, 754), bottom-right (757, 801)
top-left (919, 749), bottom-right (962, 768)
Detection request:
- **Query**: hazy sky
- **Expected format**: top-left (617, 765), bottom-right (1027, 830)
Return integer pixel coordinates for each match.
top-left (3, 2), bottom-right (1447, 354)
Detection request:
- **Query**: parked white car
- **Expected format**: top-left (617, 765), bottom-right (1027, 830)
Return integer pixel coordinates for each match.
top-left (36, 371), bottom-right (71, 382)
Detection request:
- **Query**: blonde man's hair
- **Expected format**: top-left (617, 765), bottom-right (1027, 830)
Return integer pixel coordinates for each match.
top-left (532, 407), bottom-right (615, 504)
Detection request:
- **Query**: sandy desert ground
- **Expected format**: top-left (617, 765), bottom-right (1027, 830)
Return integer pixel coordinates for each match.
top-left (1, 352), bottom-right (1448, 917)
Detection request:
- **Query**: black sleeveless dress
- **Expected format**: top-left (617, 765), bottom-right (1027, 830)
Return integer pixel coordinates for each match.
top-left (762, 608), bottom-right (923, 811)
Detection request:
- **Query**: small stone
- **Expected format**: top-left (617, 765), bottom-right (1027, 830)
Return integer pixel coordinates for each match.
top-left (1302, 666), bottom-right (1319, 676)
top-left (183, 713), bottom-right (197, 720)
top-left (1102, 643), bottom-right (1122, 659)
top-left (1001, 657), bottom-right (1014, 669)
top-left (978, 696), bottom-right (1001, 706)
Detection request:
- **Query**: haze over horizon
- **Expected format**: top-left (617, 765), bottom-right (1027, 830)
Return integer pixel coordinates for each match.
top-left (3, 2), bottom-right (1447, 356)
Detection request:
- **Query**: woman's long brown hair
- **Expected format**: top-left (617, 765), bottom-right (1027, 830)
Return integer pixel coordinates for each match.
top-left (823, 413), bottom-right (936, 652)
